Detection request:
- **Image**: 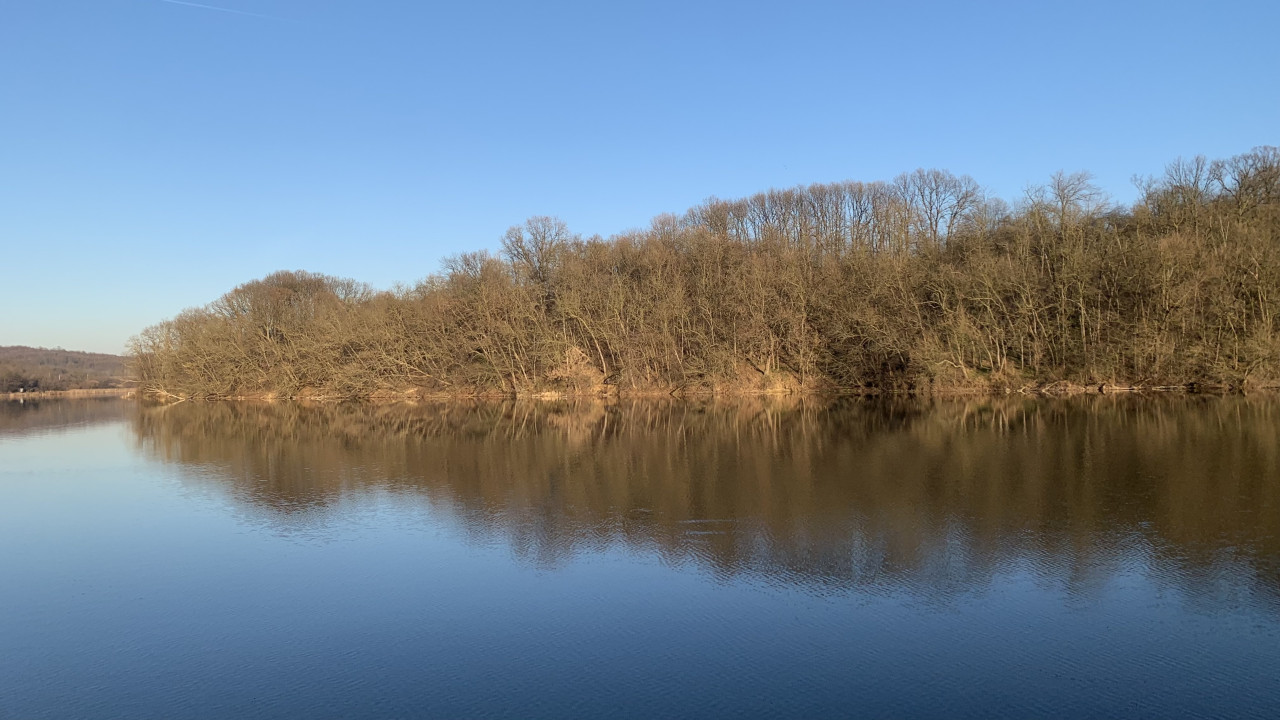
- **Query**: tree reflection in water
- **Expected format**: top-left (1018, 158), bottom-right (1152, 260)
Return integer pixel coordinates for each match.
top-left (129, 395), bottom-right (1280, 608)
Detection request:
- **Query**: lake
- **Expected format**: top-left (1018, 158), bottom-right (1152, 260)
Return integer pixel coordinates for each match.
top-left (2, 396), bottom-right (1278, 719)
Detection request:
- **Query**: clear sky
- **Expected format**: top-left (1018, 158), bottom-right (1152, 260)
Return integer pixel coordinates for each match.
top-left (2, 0), bottom-right (1277, 354)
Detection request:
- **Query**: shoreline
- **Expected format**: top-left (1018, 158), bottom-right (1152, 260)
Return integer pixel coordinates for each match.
top-left (12, 382), bottom-right (1277, 403)
top-left (4, 388), bottom-right (134, 400)
top-left (127, 381), bottom-right (1278, 403)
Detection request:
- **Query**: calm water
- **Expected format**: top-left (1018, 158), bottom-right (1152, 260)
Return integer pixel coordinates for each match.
top-left (2, 396), bottom-right (1279, 719)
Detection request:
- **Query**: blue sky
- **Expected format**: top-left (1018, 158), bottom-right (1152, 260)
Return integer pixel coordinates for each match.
top-left (2, 0), bottom-right (1276, 354)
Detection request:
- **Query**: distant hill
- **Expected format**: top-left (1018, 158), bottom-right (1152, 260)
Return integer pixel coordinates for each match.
top-left (0, 346), bottom-right (127, 392)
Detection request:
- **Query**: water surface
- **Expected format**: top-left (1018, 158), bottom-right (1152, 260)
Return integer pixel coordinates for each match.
top-left (2, 396), bottom-right (1279, 718)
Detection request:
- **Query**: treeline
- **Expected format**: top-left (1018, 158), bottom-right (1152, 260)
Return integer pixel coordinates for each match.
top-left (131, 148), bottom-right (1280, 398)
top-left (1, 346), bottom-right (126, 393)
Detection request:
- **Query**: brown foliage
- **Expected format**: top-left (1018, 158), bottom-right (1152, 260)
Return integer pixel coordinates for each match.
top-left (131, 149), bottom-right (1280, 398)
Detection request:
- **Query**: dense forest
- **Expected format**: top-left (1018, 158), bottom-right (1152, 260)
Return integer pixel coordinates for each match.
top-left (1, 346), bottom-right (126, 393)
top-left (131, 148), bottom-right (1280, 399)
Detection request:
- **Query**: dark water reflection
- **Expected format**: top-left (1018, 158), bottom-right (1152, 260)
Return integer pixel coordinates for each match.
top-left (132, 396), bottom-right (1280, 606)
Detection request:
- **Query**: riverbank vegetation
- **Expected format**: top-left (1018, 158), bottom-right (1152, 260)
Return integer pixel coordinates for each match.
top-left (131, 148), bottom-right (1280, 399)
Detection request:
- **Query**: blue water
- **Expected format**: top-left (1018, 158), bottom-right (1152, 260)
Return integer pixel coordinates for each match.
top-left (1, 397), bottom-right (1278, 719)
